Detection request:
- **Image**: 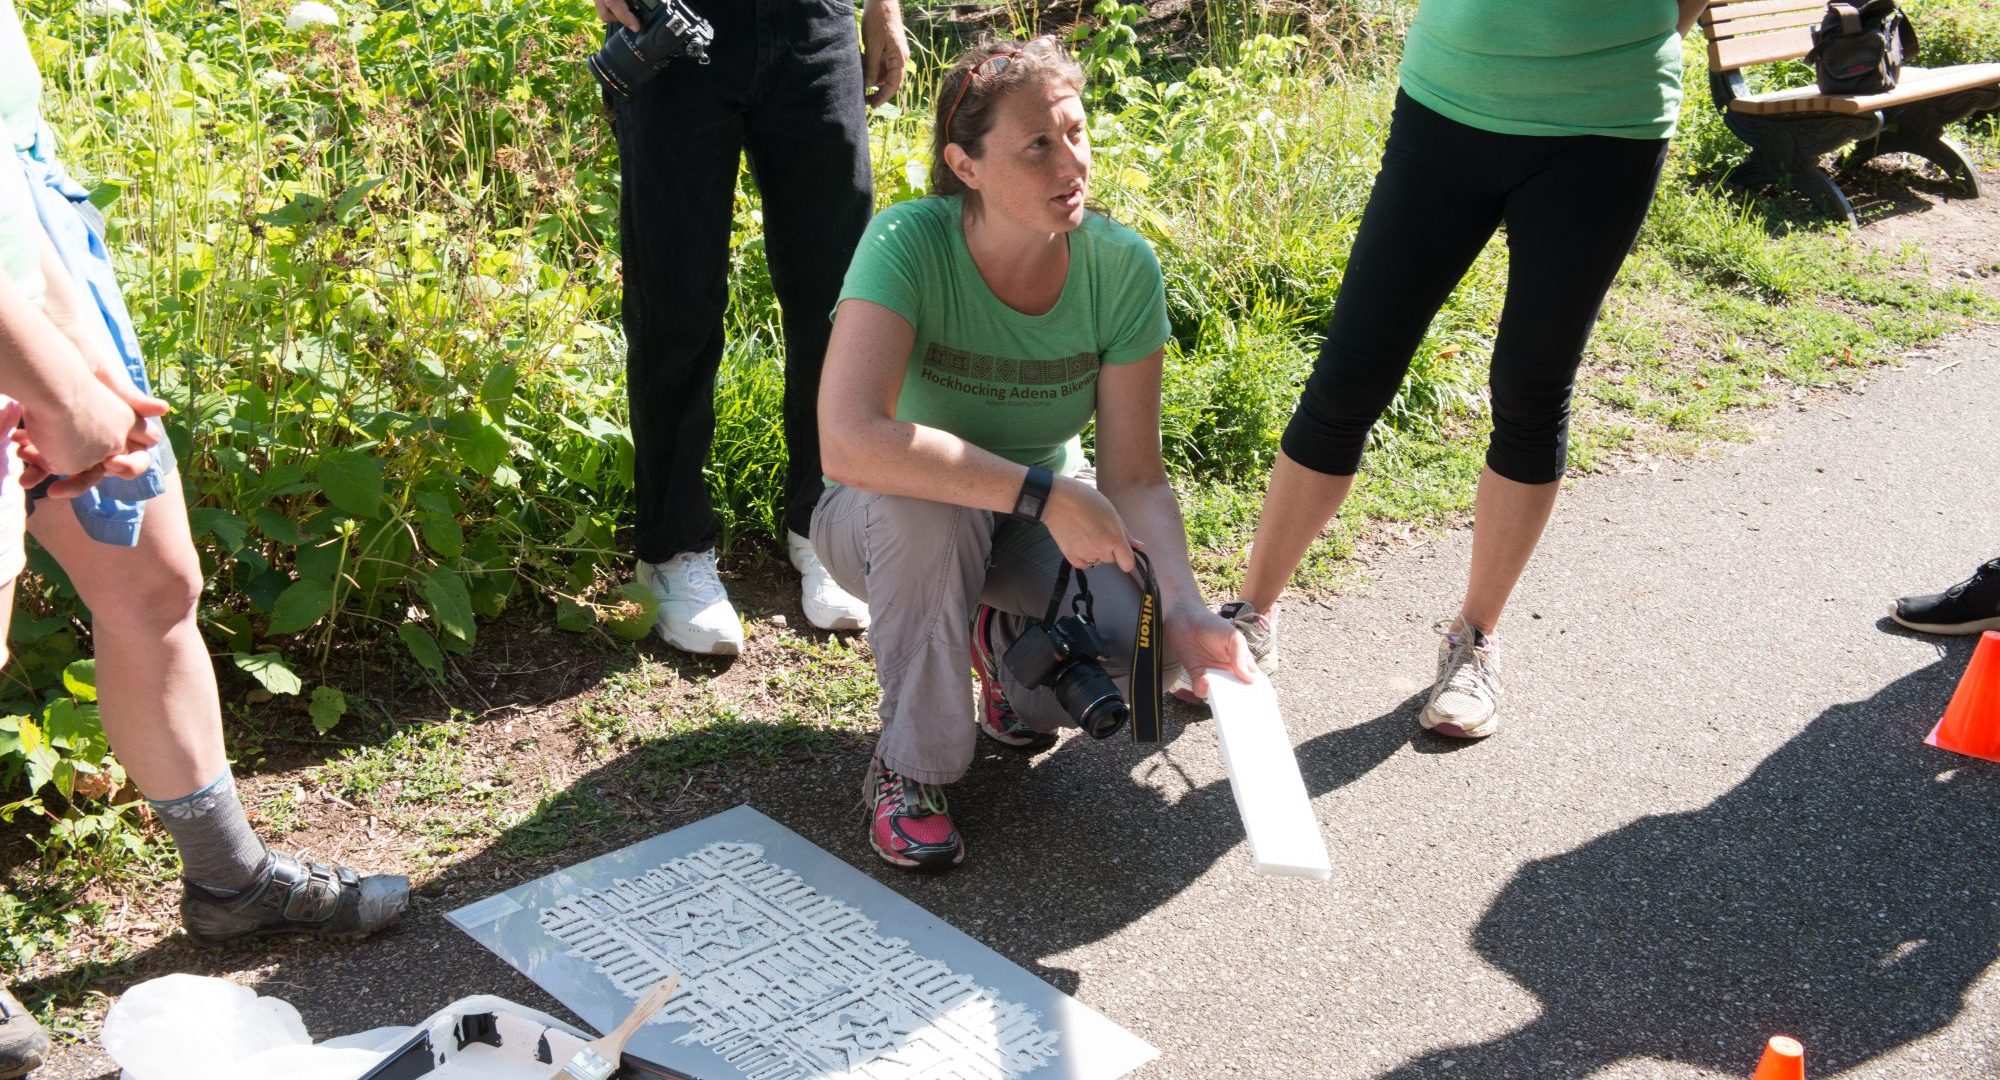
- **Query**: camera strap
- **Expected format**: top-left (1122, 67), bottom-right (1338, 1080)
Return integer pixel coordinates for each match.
top-left (1045, 553), bottom-right (1163, 744)
top-left (1128, 551), bottom-right (1163, 744)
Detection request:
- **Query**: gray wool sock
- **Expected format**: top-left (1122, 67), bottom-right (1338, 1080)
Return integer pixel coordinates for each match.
top-left (148, 770), bottom-right (268, 894)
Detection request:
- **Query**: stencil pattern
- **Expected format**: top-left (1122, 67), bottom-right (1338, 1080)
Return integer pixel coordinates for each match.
top-left (540, 842), bottom-right (1060, 1080)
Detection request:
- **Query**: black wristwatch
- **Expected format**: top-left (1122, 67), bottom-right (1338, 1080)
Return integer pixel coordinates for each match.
top-left (1013, 465), bottom-right (1054, 522)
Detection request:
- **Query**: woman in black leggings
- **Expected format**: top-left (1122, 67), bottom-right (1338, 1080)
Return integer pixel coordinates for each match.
top-left (1223, 0), bottom-right (1709, 739)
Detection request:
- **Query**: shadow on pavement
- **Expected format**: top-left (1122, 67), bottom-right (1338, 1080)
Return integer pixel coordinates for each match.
top-left (1377, 648), bottom-right (2000, 1079)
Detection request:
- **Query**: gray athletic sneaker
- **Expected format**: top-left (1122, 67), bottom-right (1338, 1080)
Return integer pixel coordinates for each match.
top-left (1171, 601), bottom-right (1277, 703)
top-left (1419, 621), bottom-right (1501, 739)
top-left (0, 989), bottom-right (47, 1080)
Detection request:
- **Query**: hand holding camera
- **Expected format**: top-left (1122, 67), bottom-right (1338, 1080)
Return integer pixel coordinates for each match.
top-left (1041, 473), bottom-right (1137, 574)
top-left (588, 0), bottom-right (714, 99)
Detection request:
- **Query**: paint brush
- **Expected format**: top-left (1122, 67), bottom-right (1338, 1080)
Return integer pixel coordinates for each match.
top-left (550, 974), bottom-right (680, 1080)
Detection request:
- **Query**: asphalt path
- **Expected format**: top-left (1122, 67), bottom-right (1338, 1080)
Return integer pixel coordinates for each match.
top-left (42, 331), bottom-right (2000, 1078)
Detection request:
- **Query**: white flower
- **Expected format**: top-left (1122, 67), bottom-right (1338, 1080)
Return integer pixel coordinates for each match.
top-left (256, 69), bottom-right (293, 90)
top-left (79, 0), bottom-right (132, 15)
top-left (284, 1), bottom-right (339, 31)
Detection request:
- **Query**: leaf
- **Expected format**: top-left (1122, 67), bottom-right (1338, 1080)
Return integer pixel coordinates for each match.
top-left (252, 507), bottom-right (311, 545)
top-left (607, 582), bottom-right (658, 641)
top-left (420, 569), bottom-right (476, 647)
top-left (23, 741), bottom-right (57, 796)
top-left (257, 192), bottom-right (328, 227)
top-left (189, 508), bottom-right (250, 552)
top-left (233, 652), bottom-right (303, 696)
top-left (308, 686), bottom-right (348, 734)
top-left (418, 508), bottom-right (465, 559)
top-left (42, 699), bottom-right (101, 753)
top-left (318, 450), bottom-right (385, 517)
top-left (331, 176), bottom-right (385, 224)
top-left (478, 362), bottom-right (518, 419)
top-left (463, 420), bottom-right (511, 478)
top-left (62, 660), bottom-right (97, 702)
top-left (397, 623), bottom-right (444, 675)
top-left (243, 568), bottom-right (291, 614)
top-left (555, 596), bottom-right (594, 634)
top-left (267, 579), bottom-right (334, 635)
top-left (15, 715), bottom-right (41, 756)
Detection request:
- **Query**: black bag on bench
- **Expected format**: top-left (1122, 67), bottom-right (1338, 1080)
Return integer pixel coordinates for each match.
top-left (1808, 0), bottom-right (1919, 95)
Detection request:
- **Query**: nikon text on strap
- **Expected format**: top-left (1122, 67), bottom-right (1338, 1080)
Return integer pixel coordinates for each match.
top-left (1127, 552), bottom-right (1163, 744)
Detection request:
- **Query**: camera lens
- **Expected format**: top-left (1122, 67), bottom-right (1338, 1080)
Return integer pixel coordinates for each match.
top-left (589, 29), bottom-right (652, 99)
top-left (1053, 663), bottom-right (1128, 739)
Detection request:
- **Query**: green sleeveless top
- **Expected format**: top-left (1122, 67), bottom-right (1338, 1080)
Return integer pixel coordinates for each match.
top-left (1399, 0), bottom-right (1684, 141)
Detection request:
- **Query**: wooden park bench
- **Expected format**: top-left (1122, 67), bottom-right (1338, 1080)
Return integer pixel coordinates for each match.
top-left (1701, 0), bottom-right (2000, 224)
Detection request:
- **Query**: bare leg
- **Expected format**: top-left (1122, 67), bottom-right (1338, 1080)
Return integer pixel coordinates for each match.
top-left (1239, 450), bottom-right (1357, 616)
top-left (1457, 467), bottom-right (1560, 635)
top-left (25, 479), bottom-right (223, 800)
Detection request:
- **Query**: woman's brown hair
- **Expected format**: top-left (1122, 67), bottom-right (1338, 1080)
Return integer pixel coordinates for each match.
top-left (929, 36), bottom-right (1087, 198)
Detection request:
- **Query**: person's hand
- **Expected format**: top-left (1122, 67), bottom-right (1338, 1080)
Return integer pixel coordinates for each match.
top-left (14, 366), bottom-right (166, 498)
top-left (1040, 473), bottom-right (1136, 574)
top-left (594, 0), bottom-right (640, 32)
top-left (1165, 603), bottom-right (1257, 700)
top-left (860, 0), bottom-right (907, 107)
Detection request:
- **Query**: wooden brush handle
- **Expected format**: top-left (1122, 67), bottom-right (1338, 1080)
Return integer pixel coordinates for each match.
top-left (601, 974), bottom-right (680, 1058)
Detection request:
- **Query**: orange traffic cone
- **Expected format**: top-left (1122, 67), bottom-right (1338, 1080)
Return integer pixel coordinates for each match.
top-left (1927, 630), bottom-right (2000, 764)
top-left (1751, 1035), bottom-right (1805, 1080)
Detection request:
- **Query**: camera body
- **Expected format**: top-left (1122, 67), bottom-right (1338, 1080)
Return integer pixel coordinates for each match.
top-left (1003, 611), bottom-right (1130, 740)
top-left (589, 0), bottom-right (714, 100)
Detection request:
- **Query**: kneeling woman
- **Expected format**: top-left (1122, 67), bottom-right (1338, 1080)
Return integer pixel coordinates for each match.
top-left (814, 37), bottom-right (1253, 871)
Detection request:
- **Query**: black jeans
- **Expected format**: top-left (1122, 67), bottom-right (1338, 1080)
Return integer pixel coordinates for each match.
top-left (612, 0), bottom-right (872, 561)
top-left (1282, 91), bottom-right (1669, 485)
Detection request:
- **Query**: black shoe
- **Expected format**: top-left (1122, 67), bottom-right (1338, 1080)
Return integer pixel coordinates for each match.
top-left (180, 851), bottom-right (409, 946)
top-left (1891, 558), bottom-right (2000, 636)
top-left (0, 990), bottom-right (48, 1080)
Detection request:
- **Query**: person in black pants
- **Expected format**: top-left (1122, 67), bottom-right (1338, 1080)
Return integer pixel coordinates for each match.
top-left (1219, 0), bottom-right (1707, 741)
top-left (596, 0), bottom-right (904, 654)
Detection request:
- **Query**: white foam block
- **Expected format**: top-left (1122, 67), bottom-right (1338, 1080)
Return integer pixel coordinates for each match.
top-left (1203, 670), bottom-right (1333, 880)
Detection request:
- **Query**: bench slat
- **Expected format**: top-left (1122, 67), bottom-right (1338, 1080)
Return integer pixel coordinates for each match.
top-left (1709, 9), bottom-right (1823, 39)
top-left (1711, 25), bottom-right (1814, 71)
top-left (1729, 63), bottom-right (2000, 115)
top-left (1703, 0), bottom-right (1822, 27)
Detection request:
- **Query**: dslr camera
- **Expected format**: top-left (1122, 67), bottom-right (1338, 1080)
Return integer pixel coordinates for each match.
top-left (589, 0), bottom-right (714, 100)
top-left (1003, 572), bottom-right (1130, 740)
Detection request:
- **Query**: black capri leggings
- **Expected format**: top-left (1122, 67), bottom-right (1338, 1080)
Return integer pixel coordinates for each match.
top-left (1281, 90), bottom-right (1669, 485)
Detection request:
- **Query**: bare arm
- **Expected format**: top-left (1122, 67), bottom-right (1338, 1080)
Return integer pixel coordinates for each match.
top-left (1093, 354), bottom-right (1255, 689)
top-left (1680, 0), bottom-right (1707, 37)
top-left (0, 266), bottom-right (130, 477)
top-left (818, 298), bottom-right (1145, 573)
top-left (1, 238), bottom-right (166, 492)
top-left (1090, 352), bottom-right (1200, 614)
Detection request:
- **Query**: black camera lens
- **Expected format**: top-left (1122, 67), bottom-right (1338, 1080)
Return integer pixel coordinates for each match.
top-left (1053, 663), bottom-right (1129, 739)
top-left (588, 31), bottom-right (652, 99)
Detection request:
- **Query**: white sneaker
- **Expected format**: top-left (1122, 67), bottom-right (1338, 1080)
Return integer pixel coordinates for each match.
top-left (1419, 621), bottom-right (1501, 739)
top-left (638, 550), bottom-right (745, 656)
top-left (788, 531), bottom-right (869, 631)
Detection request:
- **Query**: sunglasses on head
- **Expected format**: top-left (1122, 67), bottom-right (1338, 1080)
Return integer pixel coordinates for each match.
top-left (942, 36), bottom-right (1061, 146)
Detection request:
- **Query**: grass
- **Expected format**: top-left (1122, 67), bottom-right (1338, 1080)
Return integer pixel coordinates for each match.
top-left (7, 0), bottom-right (2000, 1035)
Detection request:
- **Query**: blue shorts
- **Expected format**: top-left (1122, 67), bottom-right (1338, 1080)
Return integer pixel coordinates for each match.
top-left (18, 124), bottom-right (174, 548)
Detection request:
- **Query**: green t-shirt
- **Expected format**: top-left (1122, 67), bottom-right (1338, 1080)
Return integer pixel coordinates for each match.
top-left (0, 0), bottom-right (44, 305)
top-left (1399, 0), bottom-right (1684, 141)
top-left (835, 195), bottom-right (1172, 477)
